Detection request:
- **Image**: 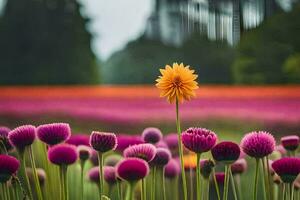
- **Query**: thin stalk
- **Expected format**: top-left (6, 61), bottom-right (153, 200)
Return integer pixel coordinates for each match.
top-left (223, 165), bottom-right (230, 200)
top-left (176, 98), bottom-right (188, 200)
top-left (196, 153), bottom-right (201, 200)
top-left (229, 168), bottom-right (238, 200)
top-left (28, 146), bottom-right (43, 200)
top-left (175, 176), bottom-right (179, 200)
top-left (189, 168), bottom-right (193, 200)
top-left (253, 159), bottom-right (259, 200)
top-left (125, 182), bottom-right (136, 200)
top-left (19, 150), bottom-right (33, 200)
top-left (64, 167), bottom-right (68, 200)
top-left (0, 141), bottom-right (8, 154)
top-left (235, 175), bottom-right (242, 200)
top-left (151, 166), bottom-right (157, 200)
top-left (283, 183), bottom-right (286, 200)
top-left (291, 183), bottom-right (294, 200)
top-left (141, 178), bottom-right (146, 200)
top-left (80, 160), bottom-right (85, 200)
top-left (59, 166), bottom-right (65, 200)
top-left (162, 169), bottom-right (166, 200)
top-left (4, 183), bottom-right (10, 200)
top-left (266, 157), bottom-right (273, 200)
top-left (97, 153), bottom-right (104, 200)
top-left (262, 158), bottom-right (270, 200)
top-left (117, 181), bottom-right (122, 200)
top-left (212, 169), bottom-right (221, 200)
top-left (2, 183), bottom-right (7, 200)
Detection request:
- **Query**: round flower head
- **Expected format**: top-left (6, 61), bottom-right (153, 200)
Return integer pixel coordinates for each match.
top-left (214, 172), bottom-right (225, 184)
top-left (164, 159), bottom-right (180, 179)
top-left (0, 155), bottom-right (20, 183)
top-left (164, 133), bottom-right (178, 155)
top-left (200, 159), bottom-right (215, 179)
top-left (155, 141), bottom-right (168, 149)
top-left (0, 126), bottom-right (13, 151)
top-left (281, 135), bottom-right (300, 151)
top-left (211, 141), bottom-right (240, 164)
top-left (156, 63), bottom-right (199, 103)
top-left (66, 134), bottom-right (90, 146)
top-left (77, 145), bottom-right (92, 161)
top-left (142, 127), bottom-right (162, 144)
top-left (8, 125), bottom-right (36, 151)
top-left (240, 131), bottom-right (275, 158)
top-left (123, 143), bottom-right (156, 162)
top-left (48, 144), bottom-right (78, 166)
top-left (37, 123), bottom-right (71, 146)
top-left (88, 166), bottom-right (100, 183)
top-left (26, 168), bottom-right (46, 186)
top-left (116, 158), bottom-right (149, 182)
top-left (150, 148), bottom-right (171, 167)
top-left (104, 154), bottom-right (123, 166)
top-left (90, 131), bottom-right (117, 153)
top-left (104, 166), bottom-right (117, 185)
top-left (182, 128), bottom-right (217, 153)
top-left (231, 159), bottom-right (247, 175)
top-left (116, 134), bottom-right (143, 152)
top-left (272, 158), bottom-right (300, 183)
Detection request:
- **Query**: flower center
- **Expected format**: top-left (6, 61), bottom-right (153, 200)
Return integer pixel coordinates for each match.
top-left (173, 75), bottom-right (182, 87)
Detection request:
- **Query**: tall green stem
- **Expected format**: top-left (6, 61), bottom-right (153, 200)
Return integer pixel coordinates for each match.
top-left (97, 153), bottom-right (104, 200)
top-left (235, 175), bottom-right (242, 200)
top-left (196, 153), bottom-right (201, 200)
top-left (162, 169), bottom-right (166, 200)
top-left (28, 146), bottom-right (43, 200)
top-left (125, 182), bottom-right (136, 200)
top-left (262, 158), bottom-right (270, 200)
top-left (19, 150), bottom-right (33, 200)
top-left (80, 161), bottom-right (85, 200)
top-left (290, 183), bottom-right (294, 200)
top-left (175, 98), bottom-right (188, 200)
top-left (229, 168), bottom-right (238, 200)
top-left (283, 183), bottom-right (286, 200)
top-left (212, 169), bottom-right (221, 200)
top-left (265, 157), bottom-right (273, 200)
top-left (141, 178), bottom-right (146, 200)
top-left (151, 166), bottom-right (157, 200)
top-left (253, 159), bottom-right (259, 200)
top-left (223, 165), bottom-right (230, 200)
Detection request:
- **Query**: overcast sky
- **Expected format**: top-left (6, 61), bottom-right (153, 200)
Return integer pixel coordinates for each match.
top-left (80, 0), bottom-right (153, 60)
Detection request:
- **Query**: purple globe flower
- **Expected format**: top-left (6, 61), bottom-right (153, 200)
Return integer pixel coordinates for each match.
top-left (104, 166), bottom-right (117, 185)
top-left (214, 172), bottom-right (225, 184)
top-left (231, 159), bottom-right (247, 175)
top-left (164, 159), bottom-right (180, 179)
top-left (281, 135), bottom-right (300, 151)
top-left (37, 123), bottom-right (71, 146)
top-left (26, 168), bottom-right (47, 186)
top-left (155, 141), bottom-right (169, 149)
top-left (8, 125), bottom-right (36, 151)
top-left (90, 131), bottom-right (117, 153)
top-left (48, 144), bottom-right (78, 166)
top-left (150, 148), bottom-right (171, 166)
top-left (211, 141), bottom-right (240, 164)
top-left (0, 126), bottom-right (13, 151)
top-left (123, 143), bottom-right (156, 162)
top-left (88, 166), bottom-right (100, 183)
top-left (272, 158), bottom-right (300, 183)
top-left (164, 133), bottom-right (179, 155)
top-left (104, 154), bottom-right (123, 166)
top-left (66, 134), bottom-right (90, 146)
top-left (200, 159), bottom-right (215, 179)
top-left (116, 158), bottom-right (149, 182)
top-left (240, 131), bottom-right (275, 158)
top-left (77, 145), bottom-right (92, 161)
top-left (182, 128), bottom-right (217, 153)
top-left (142, 127), bottom-right (162, 144)
top-left (116, 134), bottom-right (143, 152)
top-left (0, 155), bottom-right (20, 183)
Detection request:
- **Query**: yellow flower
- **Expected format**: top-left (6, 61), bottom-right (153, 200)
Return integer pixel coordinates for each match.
top-left (156, 63), bottom-right (199, 104)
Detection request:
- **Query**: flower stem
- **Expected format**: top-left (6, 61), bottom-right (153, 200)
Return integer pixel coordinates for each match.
top-left (151, 166), bottom-right (157, 200)
top-left (80, 160), bottom-right (85, 200)
top-left (253, 159), bottom-right (259, 200)
top-left (229, 168), bottom-right (238, 200)
top-left (212, 169), bottom-right (221, 200)
top-left (290, 183), bottom-right (294, 200)
top-left (125, 182), bottom-right (136, 200)
top-left (175, 98), bottom-right (188, 200)
top-left (19, 150), bottom-right (33, 200)
top-left (28, 146), bottom-right (43, 200)
top-left (223, 165), bottom-right (230, 200)
top-left (117, 181), bottom-right (122, 200)
top-left (262, 158), bottom-right (270, 200)
top-left (162, 168), bottom-right (166, 200)
top-left (0, 141), bottom-right (8, 154)
top-left (235, 175), bottom-right (243, 200)
top-left (97, 152), bottom-right (104, 200)
top-left (196, 153), bottom-right (201, 200)
top-left (266, 157), bottom-right (273, 200)
top-left (283, 183), bottom-right (286, 200)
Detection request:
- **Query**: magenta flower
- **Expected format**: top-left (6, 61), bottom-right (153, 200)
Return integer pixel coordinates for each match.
top-left (164, 133), bottom-right (178, 150)
top-left (164, 159), bottom-right (180, 179)
top-left (89, 131), bottom-right (117, 153)
top-left (88, 167), bottom-right (100, 183)
top-left (77, 145), bottom-right (92, 161)
top-left (116, 158), bottom-right (149, 182)
top-left (116, 134), bottom-right (143, 152)
top-left (200, 159), bottom-right (215, 179)
top-left (104, 154), bottom-right (122, 166)
top-left (0, 126), bottom-right (13, 151)
top-left (104, 166), bottom-right (117, 185)
top-left (272, 158), bottom-right (300, 183)
top-left (240, 131), bottom-right (275, 158)
top-left (281, 135), bottom-right (300, 151)
top-left (8, 125), bottom-right (36, 151)
top-left (37, 123), bottom-right (71, 146)
top-left (214, 172), bottom-right (225, 184)
top-left (231, 159), bottom-right (247, 175)
top-left (182, 128), bottom-right (217, 153)
top-left (150, 148), bottom-right (171, 167)
top-left (0, 155), bottom-right (20, 183)
top-left (48, 144), bottom-right (78, 166)
top-left (155, 141), bottom-right (169, 149)
top-left (142, 127), bottom-right (162, 144)
top-left (211, 141), bottom-right (240, 164)
top-left (123, 143), bottom-right (156, 162)
top-left (66, 134), bottom-right (90, 146)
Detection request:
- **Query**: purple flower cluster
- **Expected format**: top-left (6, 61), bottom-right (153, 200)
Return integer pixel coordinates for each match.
top-left (123, 143), bottom-right (156, 162)
top-left (116, 158), bottom-right (149, 182)
top-left (37, 123), bottom-right (71, 145)
top-left (0, 155), bottom-right (20, 183)
top-left (8, 125), bottom-right (36, 151)
top-left (142, 127), bottom-right (163, 144)
top-left (211, 141), bottom-right (240, 164)
top-left (90, 131), bottom-right (117, 153)
top-left (281, 135), bottom-right (300, 151)
top-left (48, 144), bottom-right (78, 166)
top-left (272, 158), bottom-right (300, 183)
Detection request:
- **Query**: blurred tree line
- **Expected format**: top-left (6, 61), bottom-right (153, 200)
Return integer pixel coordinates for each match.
top-left (104, 3), bottom-right (300, 85)
top-left (0, 0), bottom-right (100, 85)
